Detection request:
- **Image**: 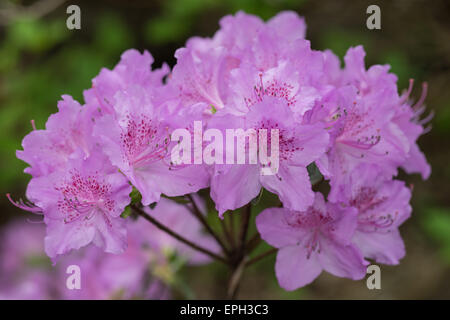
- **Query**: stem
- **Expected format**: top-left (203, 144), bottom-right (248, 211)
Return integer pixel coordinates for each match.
top-left (186, 194), bottom-right (230, 255)
top-left (229, 213), bottom-right (236, 247)
top-left (238, 204), bottom-right (252, 250)
top-left (220, 216), bottom-right (235, 250)
top-left (245, 233), bottom-right (261, 253)
top-left (225, 204), bottom-right (253, 299)
top-left (227, 257), bottom-right (247, 299)
top-left (131, 204), bottom-right (228, 265)
top-left (246, 248), bottom-right (277, 267)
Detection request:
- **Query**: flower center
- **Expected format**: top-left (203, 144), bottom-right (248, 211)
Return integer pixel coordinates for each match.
top-left (257, 119), bottom-right (302, 163)
top-left (335, 106), bottom-right (381, 150)
top-left (120, 114), bottom-right (170, 167)
top-left (244, 73), bottom-right (296, 108)
top-left (286, 208), bottom-right (334, 258)
top-left (351, 187), bottom-right (397, 232)
top-left (55, 170), bottom-right (114, 225)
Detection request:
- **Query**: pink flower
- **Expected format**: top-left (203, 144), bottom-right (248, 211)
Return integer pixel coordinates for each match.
top-left (17, 95), bottom-right (100, 178)
top-left (25, 150), bottom-right (131, 259)
top-left (168, 12), bottom-right (261, 113)
top-left (93, 85), bottom-right (209, 205)
top-left (57, 230), bottom-right (170, 300)
top-left (84, 49), bottom-right (169, 114)
top-left (226, 45), bottom-right (327, 118)
top-left (171, 42), bottom-right (232, 112)
top-left (0, 220), bottom-right (48, 274)
top-left (256, 193), bottom-right (367, 290)
top-left (393, 80), bottom-right (431, 179)
top-left (169, 11), bottom-right (310, 114)
top-left (209, 97), bottom-right (329, 215)
top-left (168, 11), bottom-right (332, 216)
top-left (214, 11), bottom-right (304, 54)
top-left (0, 272), bottom-right (53, 300)
top-left (57, 197), bottom-right (218, 299)
top-left (0, 220), bottom-right (53, 299)
top-left (217, 11), bottom-right (307, 71)
top-left (333, 164), bottom-right (412, 265)
top-left (309, 47), bottom-right (413, 189)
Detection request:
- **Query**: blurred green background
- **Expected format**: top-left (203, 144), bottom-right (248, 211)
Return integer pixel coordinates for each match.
top-left (0, 0), bottom-right (449, 299)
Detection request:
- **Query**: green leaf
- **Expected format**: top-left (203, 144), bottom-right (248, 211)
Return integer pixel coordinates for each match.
top-left (307, 162), bottom-right (323, 185)
top-left (423, 208), bottom-right (450, 264)
top-left (130, 187), bottom-right (142, 205)
top-left (120, 206), bottom-right (131, 219)
top-left (94, 12), bottom-right (134, 53)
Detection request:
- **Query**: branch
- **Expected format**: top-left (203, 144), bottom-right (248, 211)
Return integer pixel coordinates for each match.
top-left (228, 212), bottom-right (236, 247)
top-left (245, 248), bottom-right (277, 267)
top-left (186, 194), bottom-right (230, 255)
top-left (0, 0), bottom-right (67, 25)
top-left (245, 233), bottom-right (261, 253)
top-left (131, 204), bottom-right (228, 265)
top-left (220, 216), bottom-right (235, 250)
top-left (227, 257), bottom-right (248, 299)
top-left (238, 204), bottom-right (252, 251)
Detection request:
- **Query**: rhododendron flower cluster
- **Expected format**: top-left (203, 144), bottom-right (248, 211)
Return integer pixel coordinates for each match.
top-left (8, 11), bottom-right (430, 294)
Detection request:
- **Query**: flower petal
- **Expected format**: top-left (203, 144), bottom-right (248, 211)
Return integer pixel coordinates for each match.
top-left (260, 165), bottom-right (314, 211)
top-left (275, 245), bottom-right (322, 291)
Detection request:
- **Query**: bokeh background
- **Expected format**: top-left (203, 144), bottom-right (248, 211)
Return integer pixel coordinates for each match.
top-left (0, 0), bottom-right (449, 299)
